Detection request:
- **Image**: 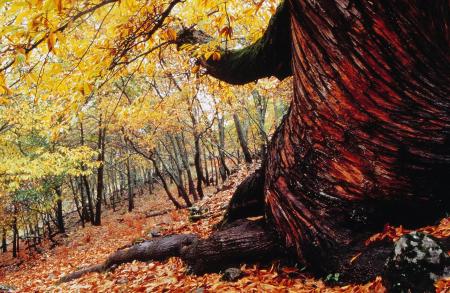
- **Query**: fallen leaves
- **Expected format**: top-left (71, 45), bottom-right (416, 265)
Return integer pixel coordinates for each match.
top-left (0, 164), bottom-right (449, 292)
top-left (365, 218), bottom-right (450, 246)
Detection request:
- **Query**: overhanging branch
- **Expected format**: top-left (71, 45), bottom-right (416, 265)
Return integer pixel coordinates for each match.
top-left (176, 1), bottom-right (292, 85)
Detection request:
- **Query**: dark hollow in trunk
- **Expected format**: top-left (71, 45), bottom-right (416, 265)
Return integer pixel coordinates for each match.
top-left (218, 168), bottom-right (265, 227)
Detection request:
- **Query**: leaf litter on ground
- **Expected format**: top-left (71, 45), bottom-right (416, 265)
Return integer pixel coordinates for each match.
top-left (0, 164), bottom-right (448, 292)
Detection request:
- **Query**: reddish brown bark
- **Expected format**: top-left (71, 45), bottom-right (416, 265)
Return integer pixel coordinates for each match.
top-left (62, 0), bottom-right (450, 283)
top-left (265, 0), bottom-right (450, 271)
top-left (180, 0), bottom-right (450, 273)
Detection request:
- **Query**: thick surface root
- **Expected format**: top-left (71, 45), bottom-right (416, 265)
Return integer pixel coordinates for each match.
top-left (59, 234), bottom-right (198, 283)
top-left (59, 219), bottom-right (278, 283)
top-left (182, 219), bottom-right (279, 274)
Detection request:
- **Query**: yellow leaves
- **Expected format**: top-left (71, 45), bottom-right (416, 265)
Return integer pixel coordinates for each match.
top-left (0, 72), bottom-right (12, 96)
top-left (166, 28), bottom-right (177, 41)
top-left (29, 14), bottom-right (44, 32)
top-left (47, 31), bottom-right (56, 52)
top-left (77, 81), bottom-right (93, 96)
top-left (49, 63), bottom-right (63, 75)
top-left (15, 52), bottom-right (27, 64)
top-left (161, 28), bottom-right (177, 41)
top-left (83, 82), bottom-right (93, 96)
top-left (191, 64), bottom-right (200, 74)
top-left (53, 0), bottom-right (63, 13)
top-left (0, 72), bottom-right (7, 89)
top-left (219, 26), bottom-right (233, 39)
top-left (211, 51), bottom-right (221, 61)
top-left (204, 50), bottom-right (221, 61)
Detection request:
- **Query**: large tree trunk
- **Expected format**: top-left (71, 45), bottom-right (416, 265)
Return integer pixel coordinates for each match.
top-left (264, 0), bottom-right (450, 273)
top-left (178, 0), bottom-right (449, 274)
top-left (63, 0), bottom-right (449, 285)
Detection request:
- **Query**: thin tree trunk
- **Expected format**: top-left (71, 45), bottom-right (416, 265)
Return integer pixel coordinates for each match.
top-left (94, 117), bottom-right (106, 226)
top-left (152, 161), bottom-right (182, 209)
top-left (217, 115), bottom-right (230, 181)
top-left (251, 90), bottom-right (268, 158)
top-left (1, 228), bottom-right (7, 253)
top-left (55, 186), bottom-right (65, 234)
top-left (12, 217), bottom-right (18, 258)
top-left (156, 149), bottom-right (192, 207)
top-left (70, 176), bottom-right (85, 227)
top-left (233, 113), bottom-right (252, 163)
top-left (80, 122), bottom-right (95, 224)
top-left (193, 137), bottom-right (205, 199)
top-left (176, 134), bottom-right (198, 200)
top-left (203, 144), bottom-right (210, 186)
top-left (126, 156), bottom-right (134, 212)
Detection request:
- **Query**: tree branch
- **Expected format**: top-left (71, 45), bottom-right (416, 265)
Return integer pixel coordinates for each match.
top-left (176, 1), bottom-right (292, 85)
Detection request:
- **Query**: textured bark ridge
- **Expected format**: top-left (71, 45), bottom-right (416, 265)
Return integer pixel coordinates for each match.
top-left (264, 0), bottom-right (450, 272)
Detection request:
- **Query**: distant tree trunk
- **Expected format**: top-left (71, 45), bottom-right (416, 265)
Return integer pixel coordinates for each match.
top-left (55, 186), bottom-right (65, 234)
top-left (70, 176), bottom-right (85, 228)
top-left (147, 168), bottom-right (154, 194)
top-left (175, 134), bottom-right (198, 200)
top-left (126, 156), bottom-right (134, 212)
top-left (156, 149), bottom-right (192, 207)
top-left (233, 113), bottom-right (252, 163)
top-left (1, 228), bottom-right (7, 253)
top-left (80, 122), bottom-right (95, 224)
top-left (208, 147), bottom-right (216, 185)
top-left (193, 137), bottom-right (205, 198)
top-left (152, 160), bottom-right (182, 209)
top-left (251, 90), bottom-right (269, 158)
top-left (94, 117), bottom-right (106, 226)
top-left (165, 136), bottom-right (189, 199)
top-left (203, 144), bottom-right (210, 186)
top-left (12, 217), bottom-right (18, 258)
top-left (217, 115), bottom-right (230, 181)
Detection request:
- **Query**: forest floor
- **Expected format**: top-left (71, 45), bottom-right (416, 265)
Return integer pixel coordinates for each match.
top-left (0, 164), bottom-right (449, 292)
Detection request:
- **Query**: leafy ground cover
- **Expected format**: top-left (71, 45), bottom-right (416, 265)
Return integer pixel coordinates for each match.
top-left (1, 165), bottom-right (449, 292)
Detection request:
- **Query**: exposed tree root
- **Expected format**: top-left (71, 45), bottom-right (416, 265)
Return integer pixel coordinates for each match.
top-left (59, 219), bottom-right (278, 283)
top-left (59, 234), bottom-right (198, 283)
top-left (182, 219), bottom-right (279, 274)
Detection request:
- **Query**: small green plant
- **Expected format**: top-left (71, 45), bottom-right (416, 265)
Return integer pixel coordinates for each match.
top-left (325, 273), bottom-right (340, 283)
